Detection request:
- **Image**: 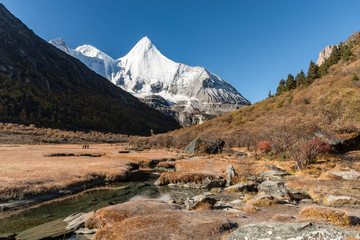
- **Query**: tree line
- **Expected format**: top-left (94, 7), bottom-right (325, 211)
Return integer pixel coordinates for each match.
top-left (275, 42), bottom-right (353, 96)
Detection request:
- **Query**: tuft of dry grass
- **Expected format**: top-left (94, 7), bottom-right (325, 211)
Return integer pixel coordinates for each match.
top-left (193, 202), bottom-right (214, 211)
top-left (298, 206), bottom-right (358, 227)
top-left (157, 161), bottom-right (175, 168)
top-left (159, 172), bottom-right (220, 185)
top-left (242, 205), bottom-right (258, 213)
top-left (245, 194), bottom-right (279, 207)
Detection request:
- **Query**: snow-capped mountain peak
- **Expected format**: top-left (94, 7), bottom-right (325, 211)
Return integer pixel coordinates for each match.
top-left (49, 37), bottom-right (250, 126)
top-left (76, 44), bottom-right (114, 61)
top-left (49, 37), bottom-right (70, 54)
top-left (126, 36), bottom-right (154, 55)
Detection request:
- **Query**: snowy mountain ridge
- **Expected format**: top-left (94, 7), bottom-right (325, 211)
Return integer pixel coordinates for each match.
top-left (49, 37), bottom-right (250, 126)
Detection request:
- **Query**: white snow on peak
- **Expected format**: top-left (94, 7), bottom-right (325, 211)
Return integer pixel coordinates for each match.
top-left (49, 36), bottom-right (249, 115)
top-left (49, 37), bottom-right (70, 54)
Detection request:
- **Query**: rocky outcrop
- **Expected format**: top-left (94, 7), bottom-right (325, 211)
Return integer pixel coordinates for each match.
top-left (64, 211), bottom-right (94, 231)
top-left (326, 196), bottom-right (359, 205)
top-left (226, 163), bottom-right (237, 187)
top-left (258, 180), bottom-right (291, 200)
top-left (141, 96), bottom-right (214, 127)
top-left (316, 45), bottom-right (338, 66)
top-left (259, 170), bottom-right (289, 180)
top-left (184, 138), bottom-right (225, 154)
top-left (224, 183), bottom-right (257, 193)
top-left (185, 138), bottom-right (201, 154)
top-left (225, 222), bottom-right (360, 240)
top-left (85, 199), bottom-right (238, 240)
top-left (184, 193), bottom-right (217, 210)
top-left (330, 169), bottom-right (360, 180)
top-left (346, 31), bottom-right (360, 46)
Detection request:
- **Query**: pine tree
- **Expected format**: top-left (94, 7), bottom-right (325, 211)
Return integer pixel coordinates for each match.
top-left (305, 61), bottom-right (319, 86)
top-left (285, 74), bottom-right (296, 90)
top-left (268, 90), bottom-right (272, 98)
top-left (276, 79), bottom-right (286, 95)
top-left (295, 70), bottom-right (306, 87)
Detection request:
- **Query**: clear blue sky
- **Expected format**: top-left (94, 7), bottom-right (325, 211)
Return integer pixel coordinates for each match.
top-left (2, 0), bottom-right (360, 103)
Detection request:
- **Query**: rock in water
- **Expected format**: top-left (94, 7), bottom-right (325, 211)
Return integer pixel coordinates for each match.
top-left (64, 211), bottom-right (94, 231)
top-left (185, 138), bottom-right (201, 154)
top-left (225, 222), bottom-right (360, 240)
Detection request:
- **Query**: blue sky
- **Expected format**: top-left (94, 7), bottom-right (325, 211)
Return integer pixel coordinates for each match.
top-left (2, 0), bottom-right (360, 103)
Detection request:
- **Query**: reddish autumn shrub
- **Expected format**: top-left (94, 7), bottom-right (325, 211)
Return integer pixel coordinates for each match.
top-left (309, 137), bottom-right (334, 153)
top-left (257, 141), bottom-right (272, 153)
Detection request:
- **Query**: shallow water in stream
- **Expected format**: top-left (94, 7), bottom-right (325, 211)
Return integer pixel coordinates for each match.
top-left (0, 170), bottom-right (206, 238)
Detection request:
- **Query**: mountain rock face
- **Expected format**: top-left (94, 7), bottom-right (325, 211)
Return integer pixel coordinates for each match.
top-left (50, 37), bottom-right (250, 127)
top-left (316, 32), bottom-right (360, 67)
top-left (316, 45), bottom-right (337, 66)
top-left (0, 4), bottom-right (179, 135)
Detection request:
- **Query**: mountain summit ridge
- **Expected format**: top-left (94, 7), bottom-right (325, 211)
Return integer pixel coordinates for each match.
top-left (50, 37), bottom-right (250, 126)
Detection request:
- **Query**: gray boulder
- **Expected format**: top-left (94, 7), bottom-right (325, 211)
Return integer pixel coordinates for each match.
top-left (258, 180), bottom-right (290, 199)
top-left (226, 163), bottom-right (237, 187)
top-left (330, 169), bottom-right (360, 180)
top-left (206, 139), bottom-right (225, 154)
top-left (226, 222), bottom-right (360, 240)
top-left (63, 211), bottom-right (94, 231)
top-left (185, 138), bottom-right (201, 154)
top-left (184, 193), bottom-right (217, 210)
top-left (259, 170), bottom-right (289, 180)
top-left (327, 196), bottom-right (358, 205)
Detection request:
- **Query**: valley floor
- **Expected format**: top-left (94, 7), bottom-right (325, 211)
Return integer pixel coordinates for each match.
top-left (0, 143), bottom-right (360, 239)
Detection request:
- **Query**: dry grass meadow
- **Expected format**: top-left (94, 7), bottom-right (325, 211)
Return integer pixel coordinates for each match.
top-left (0, 144), bottom-right (177, 201)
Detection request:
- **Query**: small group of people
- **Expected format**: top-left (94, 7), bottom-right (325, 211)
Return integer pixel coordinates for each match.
top-left (82, 144), bottom-right (90, 149)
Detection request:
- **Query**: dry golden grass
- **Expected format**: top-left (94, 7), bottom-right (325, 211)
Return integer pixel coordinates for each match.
top-left (299, 206), bottom-right (357, 227)
top-left (157, 161), bottom-right (175, 168)
top-left (245, 195), bottom-right (279, 207)
top-left (0, 144), bottom-right (177, 200)
top-left (242, 205), bottom-right (258, 213)
top-left (193, 202), bottom-right (214, 211)
top-left (141, 48), bottom-right (360, 153)
top-left (159, 172), bottom-right (220, 185)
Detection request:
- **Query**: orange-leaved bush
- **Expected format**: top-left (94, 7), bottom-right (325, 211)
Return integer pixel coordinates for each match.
top-left (257, 141), bottom-right (272, 153)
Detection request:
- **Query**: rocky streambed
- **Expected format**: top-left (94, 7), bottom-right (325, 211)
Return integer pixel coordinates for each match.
top-left (0, 170), bottom-right (208, 240)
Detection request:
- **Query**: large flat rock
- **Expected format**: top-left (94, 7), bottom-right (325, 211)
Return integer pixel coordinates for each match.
top-left (226, 222), bottom-right (360, 240)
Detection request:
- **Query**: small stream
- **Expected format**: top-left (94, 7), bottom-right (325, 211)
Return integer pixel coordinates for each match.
top-left (0, 170), bottom-right (206, 238)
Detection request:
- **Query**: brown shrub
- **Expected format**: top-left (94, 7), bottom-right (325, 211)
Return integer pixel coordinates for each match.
top-left (157, 161), bottom-right (175, 168)
top-left (242, 205), bottom-right (258, 213)
top-left (245, 195), bottom-right (279, 207)
top-left (159, 172), bottom-right (220, 185)
top-left (298, 206), bottom-right (357, 226)
top-left (105, 168), bottom-right (131, 182)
